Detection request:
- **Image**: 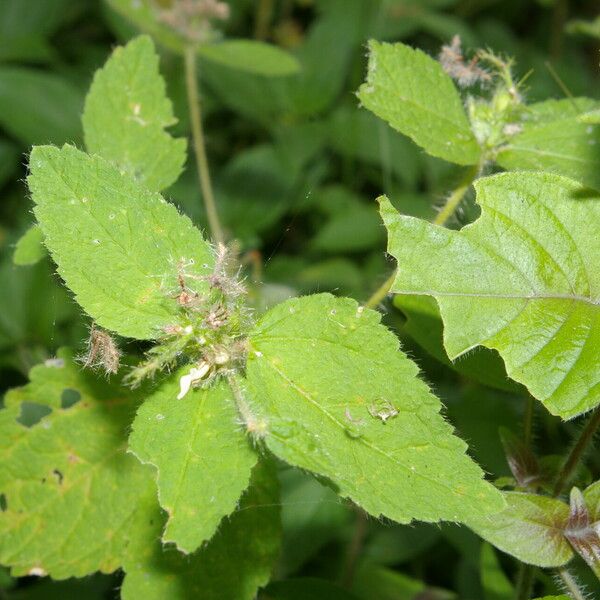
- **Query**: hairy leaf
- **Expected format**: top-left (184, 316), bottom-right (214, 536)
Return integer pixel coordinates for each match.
top-left (246, 294), bottom-right (504, 525)
top-left (129, 373), bottom-right (258, 553)
top-left (358, 41), bottom-right (480, 165)
top-left (121, 460), bottom-right (281, 600)
top-left (564, 487), bottom-right (600, 578)
top-left (0, 350), bottom-right (156, 579)
top-left (497, 98), bottom-right (600, 190)
top-left (83, 35), bottom-right (186, 192)
top-left (380, 172), bottom-right (600, 420)
top-left (28, 144), bottom-right (213, 340)
top-left (467, 492), bottom-right (573, 567)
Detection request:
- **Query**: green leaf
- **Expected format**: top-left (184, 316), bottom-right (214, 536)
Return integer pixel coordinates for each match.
top-left (0, 68), bottom-right (83, 146)
top-left (83, 35), bottom-right (186, 192)
top-left (578, 108), bottom-right (600, 125)
top-left (246, 294), bottom-right (504, 525)
top-left (380, 172), bottom-right (600, 420)
top-left (358, 41), bottom-right (480, 166)
top-left (278, 469), bottom-right (351, 576)
top-left (352, 563), bottom-right (455, 600)
top-left (198, 40), bottom-right (300, 76)
top-left (497, 98), bottom-right (600, 190)
top-left (564, 487), bottom-right (600, 579)
top-left (480, 543), bottom-right (513, 600)
top-left (566, 15), bottom-right (600, 40)
top-left (584, 480), bottom-right (600, 520)
top-left (27, 144), bottom-right (214, 340)
top-left (265, 578), bottom-right (359, 600)
top-left (121, 460), bottom-right (281, 600)
top-left (327, 106), bottom-right (421, 190)
top-left (0, 349), bottom-right (157, 579)
top-left (13, 225), bottom-right (45, 266)
top-left (466, 492), bottom-right (573, 567)
top-left (393, 295), bottom-right (522, 393)
top-left (129, 373), bottom-right (258, 553)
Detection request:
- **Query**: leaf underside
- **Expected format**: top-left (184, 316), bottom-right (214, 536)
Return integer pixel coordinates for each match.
top-left (466, 491), bottom-right (573, 567)
top-left (497, 98), bottom-right (600, 191)
top-left (381, 171), bottom-right (599, 420)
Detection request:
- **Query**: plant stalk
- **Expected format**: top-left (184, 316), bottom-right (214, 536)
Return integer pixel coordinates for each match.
top-left (340, 507), bottom-right (368, 588)
top-left (433, 163), bottom-right (480, 226)
top-left (364, 270), bottom-right (396, 310)
top-left (557, 567), bottom-right (586, 600)
top-left (514, 563), bottom-right (535, 600)
top-left (523, 395), bottom-right (535, 448)
top-left (553, 407), bottom-right (600, 497)
top-left (184, 46), bottom-right (225, 245)
top-left (226, 373), bottom-right (255, 428)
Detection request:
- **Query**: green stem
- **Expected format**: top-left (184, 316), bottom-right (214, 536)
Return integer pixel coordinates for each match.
top-left (557, 567), bottom-right (586, 600)
top-left (364, 270), bottom-right (396, 310)
top-left (340, 507), bottom-right (368, 588)
top-left (553, 407), bottom-right (600, 497)
top-left (226, 373), bottom-right (255, 428)
top-left (523, 395), bottom-right (535, 448)
top-left (433, 163), bottom-right (480, 226)
top-left (514, 563), bottom-right (535, 600)
top-left (184, 46), bottom-right (225, 245)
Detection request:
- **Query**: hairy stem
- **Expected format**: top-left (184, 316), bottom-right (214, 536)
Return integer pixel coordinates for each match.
top-left (184, 46), bottom-right (225, 245)
top-left (553, 407), bottom-right (600, 497)
top-left (364, 270), bottom-right (396, 310)
top-left (433, 163), bottom-right (480, 226)
top-left (557, 567), bottom-right (586, 600)
top-left (226, 373), bottom-right (255, 428)
top-left (514, 563), bottom-right (535, 600)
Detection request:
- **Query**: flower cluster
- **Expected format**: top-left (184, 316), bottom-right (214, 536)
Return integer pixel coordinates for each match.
top-left (126, 243), bottom-right (251, 395)
top-left (155, 0), bottom-right (230, 43)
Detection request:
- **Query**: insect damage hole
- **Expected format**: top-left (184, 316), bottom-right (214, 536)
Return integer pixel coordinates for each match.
top-left (16, 402), bottom-right (52, 428)
top-left (61, 388), bottom-right (81, 409)
top-left (0, 493), bottom-right (7, 512)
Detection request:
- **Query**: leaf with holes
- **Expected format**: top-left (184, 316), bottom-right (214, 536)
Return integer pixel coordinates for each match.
top-left (357, 41), bottom-right (481, 166)
top-left (497, 98), bottom-right (600, 190)
top-left (121, 460), bottom-right (281, 600)
top-left (380, 171), bottom-right (600, 420)
top-left (0, 349), bottom-right (157, 579)
top-left (83, 35), bottom-right (186, 192)
top-left (245, 294), bottom-right (505, 526)
top-left (466, 491), bottom-right (573, 567)
top-left (128, 373), bottom-right (258, 553)
top-left (27, 144), bottom-right (214, 340)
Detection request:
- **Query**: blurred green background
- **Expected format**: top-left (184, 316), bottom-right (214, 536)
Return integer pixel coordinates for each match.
top-left (0, 0), bottom-right (598, 598)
